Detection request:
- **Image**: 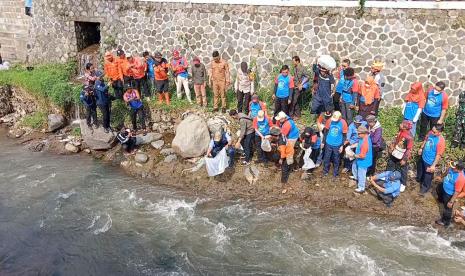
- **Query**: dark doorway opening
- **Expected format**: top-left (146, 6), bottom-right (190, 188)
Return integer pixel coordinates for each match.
top-left (75, 21), bottom-right (101, 52)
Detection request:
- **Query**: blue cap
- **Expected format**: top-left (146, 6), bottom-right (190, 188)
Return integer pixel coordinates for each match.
top-left (354, 115), bottom-right (363, 123)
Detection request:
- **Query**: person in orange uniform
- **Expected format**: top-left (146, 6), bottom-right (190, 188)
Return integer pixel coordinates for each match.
top-left (153, 52), bottom-right (170, 105)
top-left (127, 54), bottom-right (148, 100)
top-left (104, 51), bottom-right (124, 99)
top-left (357, 76), bottom-right (381, 119)
top-left (115, 49), bottom-right (130, 84)
top-left (209, 50), bottom-right (231, 113)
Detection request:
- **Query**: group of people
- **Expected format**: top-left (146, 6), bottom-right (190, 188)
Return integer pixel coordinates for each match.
top-left (79, 48), bottom-right (465, 228)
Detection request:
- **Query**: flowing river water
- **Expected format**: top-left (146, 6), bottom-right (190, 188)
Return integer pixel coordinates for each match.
top-left (0, 132), bottom-right (464, 276)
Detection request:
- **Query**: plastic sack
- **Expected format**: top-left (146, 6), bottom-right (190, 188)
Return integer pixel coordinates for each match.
top-left (345, 146), bottom-right (356, 161)
top-left (205, 147), bottom-right (230, 177)
top-left (317, 55), bottom-right (337, 71)
top-left (261, 139), bottom-right (271, 152)
top-left (302, 148), bottom-right (315, 170)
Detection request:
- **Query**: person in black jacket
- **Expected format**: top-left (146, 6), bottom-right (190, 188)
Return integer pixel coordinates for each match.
top-left (94, 71), bottom-right (112, 133)
top-left (80, 85), bottom-right (97, 128)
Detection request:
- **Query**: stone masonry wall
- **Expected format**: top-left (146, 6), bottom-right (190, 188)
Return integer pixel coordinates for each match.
top-left (17, 1), bottom-right (465, 106)
top-left (0, 0), bottom-right (31, 62)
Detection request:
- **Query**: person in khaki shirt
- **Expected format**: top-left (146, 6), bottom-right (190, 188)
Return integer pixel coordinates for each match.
top-left (209, 51), bottom-right (231, 113)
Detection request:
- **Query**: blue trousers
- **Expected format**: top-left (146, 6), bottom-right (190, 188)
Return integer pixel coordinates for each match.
top-left (323, 144), bottom-right (341, 176)
top-left (352, 162), bottom-right (368, 190)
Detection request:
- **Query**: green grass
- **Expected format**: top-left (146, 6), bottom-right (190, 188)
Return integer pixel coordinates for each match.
top-left (21, 111), bottom-right (47, 129)
top-left (0, 62), bottom-right (81, 109)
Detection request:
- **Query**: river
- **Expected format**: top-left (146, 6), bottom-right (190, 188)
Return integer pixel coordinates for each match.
top-left (0, 133), bottom-right (464, 276)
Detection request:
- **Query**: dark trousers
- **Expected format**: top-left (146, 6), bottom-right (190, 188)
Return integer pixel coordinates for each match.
top-left (311, 96), bottom-right (333, 115)
top-left (436, 184), bottom-right (453, 226)
top-left (85, 106), bottom-right (97, 126)
top-left (416, 158), bottom-right (434, 193)
top-left (376, 190), bottom-right (395, 207)
top-left (310, 148), bottom-right (320, 164)
top-left (139, 77), bottom-right (150, 98)
top-left (133, 78), bottom-right (143, 96)
top-left (255, 135), bottom-right (268, 162)
top-left (289, 88), bottom-right (303, 117)
top-left (130, 108), bottom-right (146, 131)
top-left (387, 156), bottom-right (409, 186)
top-left (323, 144), bottom-right (341, 176)
top-left (98, 104), bottom-right (111, 129)
top-left (333, 93), bottom-right (341, 112)
top-left (419, 113), bottom-right (440, 141)
top-left (367, 148), bottom-right (381, 176)
top-left (281, 161), bottom-right (291, 183)
top-left (241, 132), bottom-right (255, 162)
top-left (122, 137), bottom-right (137, 153)
top-left (112, 80), bottom-right (124, 100)
top-left (274, 97), bottom-right (289, 117)
top-left (237, 91), bottom-right (251, 114)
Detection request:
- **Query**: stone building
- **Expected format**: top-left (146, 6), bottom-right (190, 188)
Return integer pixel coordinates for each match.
top-left (1, 0), bottom-right (465, 106)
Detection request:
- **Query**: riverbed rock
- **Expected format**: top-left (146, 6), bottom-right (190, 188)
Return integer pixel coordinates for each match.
top-left (244, 165), bottom-right (260, 185)
top-left (0, 86), bottom-right (13, 118)
top-left (172, 114), bottom-right (210, 158)
top-left (9, 128), bottom-right (25, 138)
top-left (135, 132), bottom-right (163, 145)
top-left (164, 154), bottom-right (177, 163)
top-left (135, 152), bottom-right (149, 163)
top-left (160, 148), bottom-right (175, 156)
top-left (79, 120), bottom-right (115, 150)
top-left (151, 140), bottom-right (165, 149)
top-left (47, 114), bottom-right (65, 132)
top-left (65, 143), bottom-right (80, 153)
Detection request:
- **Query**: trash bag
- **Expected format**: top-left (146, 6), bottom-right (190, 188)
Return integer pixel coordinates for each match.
top-left (261, 139), bottom-right (271, 152)
top-left (345, 146), bottom-right (356, 161)
top-left (302, 148), bottom-right (315, 170)
top-left (205, 147), bottom-right (229, 177)
top-left (317, 55), bottom-right (336, 71)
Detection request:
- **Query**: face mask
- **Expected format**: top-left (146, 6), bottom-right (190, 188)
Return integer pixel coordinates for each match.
top-left (433, 89), bottom-right (441, 95)
top-left (195, 64), bottom-right (200, 67)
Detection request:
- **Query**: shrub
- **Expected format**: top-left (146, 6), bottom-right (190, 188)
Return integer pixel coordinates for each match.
top-left (0, 62), bottom-right (81, 109)
top-left (21, 111), bottom-right (47, 129)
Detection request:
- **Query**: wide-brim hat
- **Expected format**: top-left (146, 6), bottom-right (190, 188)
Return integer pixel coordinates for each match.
top-left (270, 127), bottom-right (281, 136)
top-left (366, 115), bottom-right (377, 122)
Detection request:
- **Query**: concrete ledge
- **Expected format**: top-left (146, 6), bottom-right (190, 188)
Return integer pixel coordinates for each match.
top-left (140, 0), bottom-right (465, 10)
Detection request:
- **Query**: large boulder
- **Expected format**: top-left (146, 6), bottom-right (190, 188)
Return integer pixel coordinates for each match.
top-left (172, 114), bottom-right (210, 158)
top-left (80, 120), bottom-right (115, 150)
top-left (48, 114), bottom-right (66, 132)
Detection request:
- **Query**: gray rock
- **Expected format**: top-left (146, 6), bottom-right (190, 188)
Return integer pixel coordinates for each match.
top-left (48, 114), bottom-right (65, 132)
top-left (135, 152), bottom-right (149, 163)
top-left (151, 140), bottom-right (165, 149)
top-left (79, 120), bottom-right (115, 150)
top-left (172, 114), bottom-right (210, 158)
top-left (160, 148), bottom-right (175, 156)
top-left (164, 154), bottom-right (177, 163)
top-left (135, 132), bottom-right (162, 145)
top-left (65, 143), bottom-right (80, 153)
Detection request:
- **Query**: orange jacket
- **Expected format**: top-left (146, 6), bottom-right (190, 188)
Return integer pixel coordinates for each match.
top-left (116, 57), bottom-right (130, 77)
top-left (154, 58), bottom-right (170, 81)
top-left (104, 57), bottom-right (123, 81)
top-left (129, 57), bottom-right (147, 79)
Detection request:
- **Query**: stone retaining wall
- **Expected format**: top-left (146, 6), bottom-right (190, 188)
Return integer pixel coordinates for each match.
top-left (10, 1), bottom-right (465, 106)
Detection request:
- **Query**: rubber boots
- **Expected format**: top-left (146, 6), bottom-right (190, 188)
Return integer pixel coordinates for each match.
top-left (164, 92), bottom-right (170, 105)
top-left (158, 93), bottom-right (163, 104)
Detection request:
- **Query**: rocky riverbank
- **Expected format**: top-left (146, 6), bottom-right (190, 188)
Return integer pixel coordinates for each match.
top-left (0, 85), bottom-right (461, 232)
